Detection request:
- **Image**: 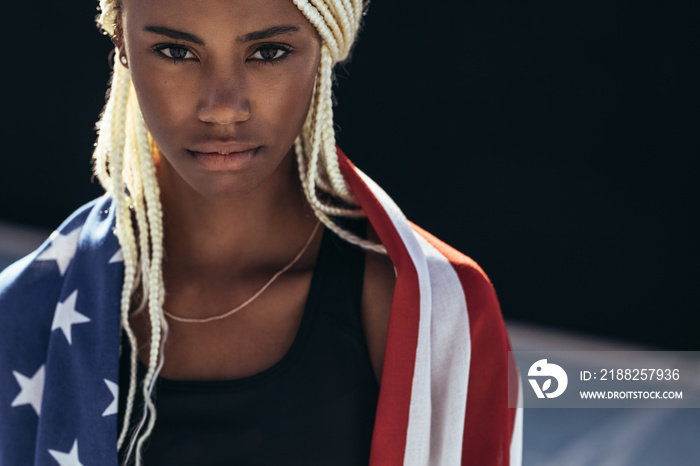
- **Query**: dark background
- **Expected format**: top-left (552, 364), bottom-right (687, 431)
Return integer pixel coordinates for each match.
top-left (3, 1), bottom-right (698, 349)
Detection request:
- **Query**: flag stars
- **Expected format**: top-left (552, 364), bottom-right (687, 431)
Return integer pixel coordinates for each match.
top-left (102, 379), bottom-right (119, 417)
top-left (36, 228), bottom-right (81, 276)
top-left (51, 290), bottom-right (90, 345)
top-left (11, 365), bottom-right (45, 416)
top-left (48, 439), bottom-right (85, 466)
top-left (109, 249), bottom-right (124, 264)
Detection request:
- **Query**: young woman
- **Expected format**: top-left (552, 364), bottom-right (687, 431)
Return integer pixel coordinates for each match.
top-left (0, 0), bottom-right (521, 464)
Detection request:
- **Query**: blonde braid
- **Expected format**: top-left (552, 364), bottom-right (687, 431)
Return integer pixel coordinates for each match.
top-left (96, 4), bottom-right (169, 461)
top-left (130, 97), bottom-right (167, 464)
top-left (93, 50), bottom-right (130, 194)
top-left (292, 0), bottom-right (386, 252)
top-left (309, 0), bottom-right (344, 50)
top-left (102, 59), bottom-right (141, 452)
top-left (97, 0), bottom-right (118, 36)
top-left (94, 1), bottom-right (383, 464)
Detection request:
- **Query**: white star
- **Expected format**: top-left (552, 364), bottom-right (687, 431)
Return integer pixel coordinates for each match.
top-left (102, 379), bottom-right (119, 416)
top-left (51, 290), bottom-right (90, 345)
top-left (109, 249), bottom-right (124, 264)
top-left (48, 439), bottom-right (84, 466)
top-left (36, 228), bottom-right (81, 276)
top-left (11, 365), bottom-right (45, 416)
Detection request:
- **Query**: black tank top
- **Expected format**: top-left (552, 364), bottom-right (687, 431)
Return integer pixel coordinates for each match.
top-left (118, 223), bottom-right (379, 465)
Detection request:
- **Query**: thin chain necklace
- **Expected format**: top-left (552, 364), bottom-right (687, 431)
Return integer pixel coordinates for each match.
top-left (163, 221), bottom-right (321, 324)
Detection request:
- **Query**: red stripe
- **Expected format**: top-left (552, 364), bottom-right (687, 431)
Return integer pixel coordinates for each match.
top-left (411, 223), bottom-right (517, 465)
top-left (338, 153), bottom-right (420, 465)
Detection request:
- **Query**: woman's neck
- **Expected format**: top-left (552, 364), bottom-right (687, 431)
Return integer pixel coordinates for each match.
top-left (157, 153), bottom-right (318, 274)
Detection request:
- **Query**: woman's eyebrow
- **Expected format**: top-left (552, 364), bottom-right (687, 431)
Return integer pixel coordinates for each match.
top-left (142, 25), bottom-right (300, 45)
top-left (237, 25), bottom-right (300, 42)
top-left (144, 26), bottom-right (205, 45)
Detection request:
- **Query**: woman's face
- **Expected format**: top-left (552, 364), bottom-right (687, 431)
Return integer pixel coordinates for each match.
top-left (119, 0), bottom-right (321, 200)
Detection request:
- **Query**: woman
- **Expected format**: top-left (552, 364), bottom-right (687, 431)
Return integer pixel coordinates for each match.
top-left (0, 0), bottom-right (521, 464)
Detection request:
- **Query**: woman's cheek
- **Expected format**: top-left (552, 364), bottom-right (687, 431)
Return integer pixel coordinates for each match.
top-left (135, 75), bottom-right (186, 140)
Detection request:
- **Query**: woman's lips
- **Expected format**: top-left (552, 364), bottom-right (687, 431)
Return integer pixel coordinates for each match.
top-left (188, 147), bottom-right (259, 171)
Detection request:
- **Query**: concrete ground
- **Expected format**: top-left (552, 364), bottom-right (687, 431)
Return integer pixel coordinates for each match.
top-left (508, 322), bottom-right (700, 466)
top-left (0, 221), bottom-right (50, 270)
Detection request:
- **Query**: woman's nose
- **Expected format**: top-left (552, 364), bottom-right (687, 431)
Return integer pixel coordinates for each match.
top-left (197, 72), bottom-right (251, 125)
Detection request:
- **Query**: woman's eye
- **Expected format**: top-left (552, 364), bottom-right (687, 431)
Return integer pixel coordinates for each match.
top-left (156, 46), bottom-right (195, 61)
top-left (251, 46), bottom-right (290, 61)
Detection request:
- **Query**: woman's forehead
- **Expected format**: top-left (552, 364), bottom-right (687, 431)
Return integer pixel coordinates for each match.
top-left (120, 0), bottom-right (314, 35)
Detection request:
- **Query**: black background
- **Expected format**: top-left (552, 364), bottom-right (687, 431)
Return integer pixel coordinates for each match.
top-left (3, 1), bottom-right (698, 349)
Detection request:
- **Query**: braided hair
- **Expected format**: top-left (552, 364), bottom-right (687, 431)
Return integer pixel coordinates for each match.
top-left (94, 0), bottom-right (381, 464)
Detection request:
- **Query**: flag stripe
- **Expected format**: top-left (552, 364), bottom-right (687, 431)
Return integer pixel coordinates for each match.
top-left (340, 153), bottom-right (520, 465)
top-left (339, 155), bottom-right (420, 465)
top-left (412, 233), bottom-right (471, 465)
top-left (510, 379), bottom-right (524, 466)
top-left (411, 225), bottom-right (517, 464)
top-left (351, 168), bottom-right (434, 465)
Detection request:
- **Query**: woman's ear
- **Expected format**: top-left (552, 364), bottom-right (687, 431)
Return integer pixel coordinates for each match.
top-left (118, 44), bottom-right (128, 68)
top-left (112, 11), bottom-right (127, 67)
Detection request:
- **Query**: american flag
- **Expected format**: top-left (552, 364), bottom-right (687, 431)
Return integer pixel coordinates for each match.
top-left (0, 196), bottom-right (123, 465)
top-left (0, 152), bottom-right (521, 465)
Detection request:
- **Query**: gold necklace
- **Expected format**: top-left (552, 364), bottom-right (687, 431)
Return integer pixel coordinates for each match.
top-left (163, 222), bottom-right (321, 324)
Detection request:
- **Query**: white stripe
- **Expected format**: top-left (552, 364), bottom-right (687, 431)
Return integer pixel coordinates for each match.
top-left (356, 168), bottom-right (470, 464)
top-left (415, 234), bottom-right (471, 465)
top-left (510, 377), bottom-right (524, 465)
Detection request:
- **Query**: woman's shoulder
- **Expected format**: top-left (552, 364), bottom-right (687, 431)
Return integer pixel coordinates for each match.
top-left (409, 222), bottom-right (498, 298)
top-left (406, 222), bottom-right (507, 346)
top-left (360, 219), bottom-right (505, 382)
top-left (338, 153), bottom-right (499, 311)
